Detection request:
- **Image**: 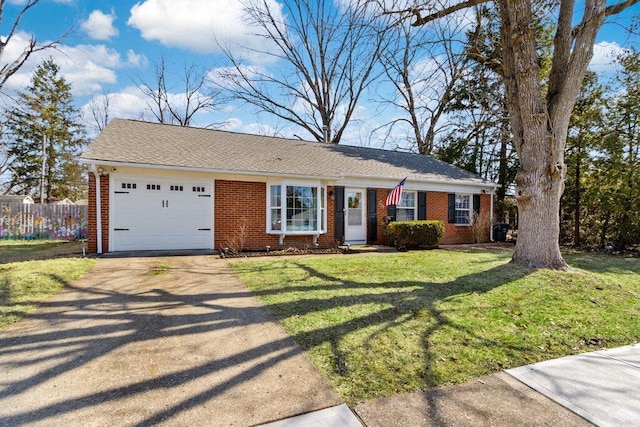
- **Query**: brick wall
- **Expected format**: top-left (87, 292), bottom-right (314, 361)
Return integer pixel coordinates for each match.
top-left (214, 180), bottom-right (273, 251)
top-left (101, 175), bottom-right (110, 252)
top-left (87, 173), bottom-right (492, 253)
top-left (427, 192), bottom-right (492, 244)
top-left (87, 172), bottom-right (110, 253)
top-left (88, 173), bottom-right (96, 253)
top-left (374, 188), bottom-right (390, 245)
top-left (324, 186), bottom-right (336, 246)
top-left (214, 180), bottom-right (337, 251)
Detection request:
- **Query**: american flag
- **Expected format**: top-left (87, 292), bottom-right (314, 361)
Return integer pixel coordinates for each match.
top-left (385, 177), bottom-right (407, 206)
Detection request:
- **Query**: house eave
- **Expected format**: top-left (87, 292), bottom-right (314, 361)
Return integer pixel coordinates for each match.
top-left (79, 159), bottom-right (499, 190)
top-left (79, 158), bottom-right (342, 181)
top-left (339, 174), bottom-right (499, 190)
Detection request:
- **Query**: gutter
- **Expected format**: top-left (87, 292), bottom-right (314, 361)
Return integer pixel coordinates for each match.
top-left (490, 188), bottom-right (495, 242)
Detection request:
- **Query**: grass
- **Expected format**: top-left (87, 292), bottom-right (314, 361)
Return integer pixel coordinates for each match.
top-left (149, 262), bottom-right (172, 275)
top-left (231, 248), bottom-right (640, 404)
top-left (0, 240), bottom-right (96, 331)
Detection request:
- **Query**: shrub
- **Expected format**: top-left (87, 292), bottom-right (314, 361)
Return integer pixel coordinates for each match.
top-left (470, 210), bottom-right (493, 243)
top-left (385, 220), bottom-right (445, 249)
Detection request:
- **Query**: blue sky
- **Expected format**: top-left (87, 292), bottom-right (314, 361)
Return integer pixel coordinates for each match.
top-left (1, 0), bottom-right (639, 145)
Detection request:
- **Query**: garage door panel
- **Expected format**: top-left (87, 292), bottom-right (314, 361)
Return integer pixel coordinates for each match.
top-left (111, 178), bottom-right (213, 251)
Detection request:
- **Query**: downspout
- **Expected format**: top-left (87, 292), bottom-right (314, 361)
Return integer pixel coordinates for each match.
top-left (489, 188), bottom-right (495, 242)
top-left (91, 164), bottom-right (103, 254)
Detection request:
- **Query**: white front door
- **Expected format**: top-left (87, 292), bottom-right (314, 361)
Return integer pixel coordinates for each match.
top-left (111, 178), bottom-right (213, 251)
top-left (344, 188), bottom-right (366, 244)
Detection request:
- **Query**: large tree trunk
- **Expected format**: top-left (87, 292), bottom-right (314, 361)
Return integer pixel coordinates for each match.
top-left (496, 0), bottom-right (606, 269)
top-left (497, 0), bottom-right (567, 269)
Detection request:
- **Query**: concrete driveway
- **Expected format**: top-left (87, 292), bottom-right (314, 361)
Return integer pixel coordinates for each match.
top-left (0, 256), bottom-right (341, 426)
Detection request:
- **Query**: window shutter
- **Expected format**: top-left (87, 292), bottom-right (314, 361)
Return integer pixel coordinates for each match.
top-left (473, 194), bottom-right (481, 217)
top-left (418, 192), bottom-right (427, 220)
top-left (447, 193), bottom-right (456, 223)
top-left (334, 186), bottom-right (345, 243)
top-left (367, 189), bottom-right (377, 241)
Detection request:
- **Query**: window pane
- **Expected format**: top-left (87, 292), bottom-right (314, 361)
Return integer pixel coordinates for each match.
top-left (270, 185), bottom-right (281, 207)
top-left (454, 194), bottom-right (470, 224)
top-left (455, 194), bottom-right (469, 209)
top-left (397, 208), bottom-right (415, 221)
top-left (399, 192), bottom-right (415, 208)
top-left (347, 193), bottom-right (360, 208)
top-left (286, 186), bottom-right (318, 231)
top-left (271, 208), bottom-right (281, 230)
top-left (348, 208), bottom-right (362, 225)
top-left (456, 211), bottom-right (470, 224)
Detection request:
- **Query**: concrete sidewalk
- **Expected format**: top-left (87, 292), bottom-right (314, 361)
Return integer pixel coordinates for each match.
top-left (355, 345), bottom-right (640, 426)
top-left (0, 256), bottom-right (342, 426)
top-left (507, 344), bottom-right (640, 426)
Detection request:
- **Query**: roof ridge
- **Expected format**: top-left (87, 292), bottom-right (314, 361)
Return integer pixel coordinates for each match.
top-left (112, 118), bottom-right (450, 163)
top-left (84, 119), bottom-right (496, 187)
top-left (113, 118), bottom-right (318, 144)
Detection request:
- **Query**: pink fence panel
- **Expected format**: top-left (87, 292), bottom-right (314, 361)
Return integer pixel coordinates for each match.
top-left (0, 202), bottom-right (87, 240)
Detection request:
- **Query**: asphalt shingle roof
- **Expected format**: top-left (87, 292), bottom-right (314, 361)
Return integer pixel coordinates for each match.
top-left (81, 119), bottom-right (494, 187)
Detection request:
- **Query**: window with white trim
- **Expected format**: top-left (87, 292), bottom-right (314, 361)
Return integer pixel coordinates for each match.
top-left (268, 183), bottom-right (326, 233)
top-left (455, 194), bottom-right (471, 225)
top-left (270, 185), bottom-right (282, 231)
top-left (396, 191), bottom-right (416, 221)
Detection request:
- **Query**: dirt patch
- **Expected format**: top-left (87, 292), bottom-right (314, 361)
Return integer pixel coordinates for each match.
top-left (220, 247), bottom-right (343, 259)
top-left (0, 240), bottom-right (85, 264)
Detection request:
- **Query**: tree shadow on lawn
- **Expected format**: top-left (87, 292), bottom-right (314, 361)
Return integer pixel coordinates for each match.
top-left (236, 259), bottom-right (534, 396)
top-left (563, 251), bottom-right (640, 275)
top-left (0, 263), bottom-right (337, 426)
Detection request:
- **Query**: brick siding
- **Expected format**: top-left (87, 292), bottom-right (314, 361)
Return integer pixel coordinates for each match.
top-left (214, 180), bottom-right (337, 251)
top-left (88, 174), bottom-right (491, 253)
top-left (87, 172), bottom-right (110, 253)
top-left (427, 192), bottom-right (492, 244)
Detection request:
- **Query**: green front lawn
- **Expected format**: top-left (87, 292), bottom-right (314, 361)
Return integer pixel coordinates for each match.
top-left (1, 240), bottom-right (96, 331)
top-left (231, 248), bottom-right (640, 404)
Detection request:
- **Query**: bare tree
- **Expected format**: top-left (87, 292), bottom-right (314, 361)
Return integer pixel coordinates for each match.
top-left (215, 0), bottom-right (389, 144)
top-left (0, 0), bottom-right (61, 90)
top-left (135, 55), bottom-right (219, 127)
top-left (384, 0), bottom-right (639, 269)
top-left (1, 0), bottom-right (62, 193)
top-left (87, 91), bottom-right (112, 132)
top-left (376, 14), bottom-right (475, 154)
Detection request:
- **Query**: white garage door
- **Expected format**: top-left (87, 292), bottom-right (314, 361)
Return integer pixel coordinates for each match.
top-left (111, 178), bottom-right (213, 251)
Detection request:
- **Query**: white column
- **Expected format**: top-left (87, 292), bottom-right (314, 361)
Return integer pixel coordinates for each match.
top-left (490, 189), bottom-right (495, 242)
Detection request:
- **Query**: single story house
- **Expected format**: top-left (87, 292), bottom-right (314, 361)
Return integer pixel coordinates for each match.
top-left (80, 119), bottom-right (498, 254)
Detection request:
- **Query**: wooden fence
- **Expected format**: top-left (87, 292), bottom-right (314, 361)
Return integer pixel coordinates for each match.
top-left (0, 202), bottom-right (87, 240)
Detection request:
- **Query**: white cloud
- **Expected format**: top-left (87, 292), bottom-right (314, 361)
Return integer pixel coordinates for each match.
top-left (126, 49), bottom-right (147, 68)
top-left (589, 41), bottom-right (626, 73)
top-left (82, 10), bottom-right (119, 41)
top-left (218, 117), bottom-right (243, 131)
top-left (127, 0), bottom-right (283, 62)
top-left (82, 85), bottom-right (226, 131)
top-left (81, 87), bottom-right (148, 125)
top-left (0, 32), bottom-right (146, 97)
